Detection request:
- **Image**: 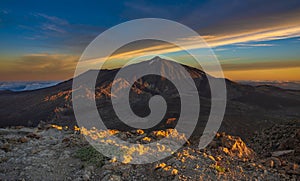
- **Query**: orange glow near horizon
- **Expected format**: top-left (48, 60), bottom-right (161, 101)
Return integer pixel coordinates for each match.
top-left (224, 67), bottom-right (300, 81)
top-left (1, 64), bottom-right (299, 81)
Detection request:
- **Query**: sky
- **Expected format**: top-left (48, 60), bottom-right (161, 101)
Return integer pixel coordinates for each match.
top-left (0, 0), bottom-right (300, 81)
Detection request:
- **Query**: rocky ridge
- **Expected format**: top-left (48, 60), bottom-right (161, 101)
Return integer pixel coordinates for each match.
top-left (0, 122), bottom-right (299, 180)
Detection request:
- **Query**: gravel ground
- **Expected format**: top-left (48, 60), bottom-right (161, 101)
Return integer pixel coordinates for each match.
top-left (0, 124), bottom-right (299, 180)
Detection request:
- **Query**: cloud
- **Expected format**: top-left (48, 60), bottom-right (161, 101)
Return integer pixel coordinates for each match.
top-left (0, 53), bottom-right (78, 80)
top-left (181, 1), bottom-right (300, 33)
top-left (16, 13), bottom-right (70, 41)
top-left (235, 43), bottom-right (275, 47)
top-left (173, 24), bottom-right (300, 50)
top-left (35, 13), bottom-right (68, 25)
top-left (78, 23), bottom-right (300, 66)
top-left (209, 25), bottom-right (300, 46)
top-left (34, 13), bottom-right (69, 34)
top-left (214, 48), bottom-right (229, 51)
top-left (16, 13), bottom-right (104, 53)
top-left (83, 13), bottom-right (300, 63)
top-left (74, 21), bottom-right (300, 74)
top-left (0, 9), bottom-right (9, 14)
top-left (41, 23), bottom-right (66, 33)
top-left (171, 1), bottom-right (300, 48)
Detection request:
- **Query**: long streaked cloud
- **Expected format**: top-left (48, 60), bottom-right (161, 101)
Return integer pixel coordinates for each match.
top-left (78, 22), bottom-right (300, 64)
top-left (204, 25), bottom-right (300, 47)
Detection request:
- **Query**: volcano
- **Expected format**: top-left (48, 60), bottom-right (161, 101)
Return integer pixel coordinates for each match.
top-left (0, 57), bottom-right (299, 138)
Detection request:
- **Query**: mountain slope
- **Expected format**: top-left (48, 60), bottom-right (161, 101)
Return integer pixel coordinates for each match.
top-left (0, 57), bottom-right (299, 138)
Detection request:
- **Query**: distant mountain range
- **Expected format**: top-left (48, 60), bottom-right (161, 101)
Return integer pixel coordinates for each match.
top-left (238, 80), bottom-right (300, 90)
top-left (0, 57), bottom-right (299, 139)
top-left (0, 81), bottom-right (60, 92)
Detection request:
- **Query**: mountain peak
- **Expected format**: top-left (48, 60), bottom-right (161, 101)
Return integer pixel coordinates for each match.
top-left (149, 56), bottom-right (164, 64)
top-left (151, 56), bottom-right (163, 61)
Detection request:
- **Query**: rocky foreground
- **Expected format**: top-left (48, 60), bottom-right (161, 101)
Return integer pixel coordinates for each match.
top-left (0, 122), bottom-right (300, 181)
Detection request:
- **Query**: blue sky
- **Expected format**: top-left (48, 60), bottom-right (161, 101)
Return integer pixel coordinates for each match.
top-left (0, 0), bottom-right (300, 80)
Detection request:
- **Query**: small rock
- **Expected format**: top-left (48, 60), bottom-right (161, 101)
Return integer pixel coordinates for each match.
top-left (208, 155), bottom-right (216, 162)
top-left (59, 150), bottom-right (71, 159)
top-left (86, 166), bottom-right (94, 173)
top-left (292, 163), bottom-right (299, 170)
top-left (1, 143), bottom-right (11, 152)
top-left (69, 163), bottom-right (74, 167)
top-left (264, 157), bottom-right (281, 168)
top-left (62, 137), bottom-right (71, 143)
top-left (122, 171), bottom-right (129, 178)
top-left (266, 159), bottom-right (274, 168)
top-left (209, 141), bottom-right (218, 149)
top-left (18, 137), bottom-right (28, 143)
top-left (272, 150), bottom-right (294, 157)
top-left (26, 133), bottom-right (41, 139)
top-left (102, 174), bottom-right (121, 181)
top-left (100, 170), bottom-right (112, 179)
top-left (15, 126), bottom-right (24, 129)
top-left (82, 174), bottom-right (90, 181)
top-left (286, 170), bottom-right (300, 175)
top-left (31, 149), bottom-right (40, 154)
